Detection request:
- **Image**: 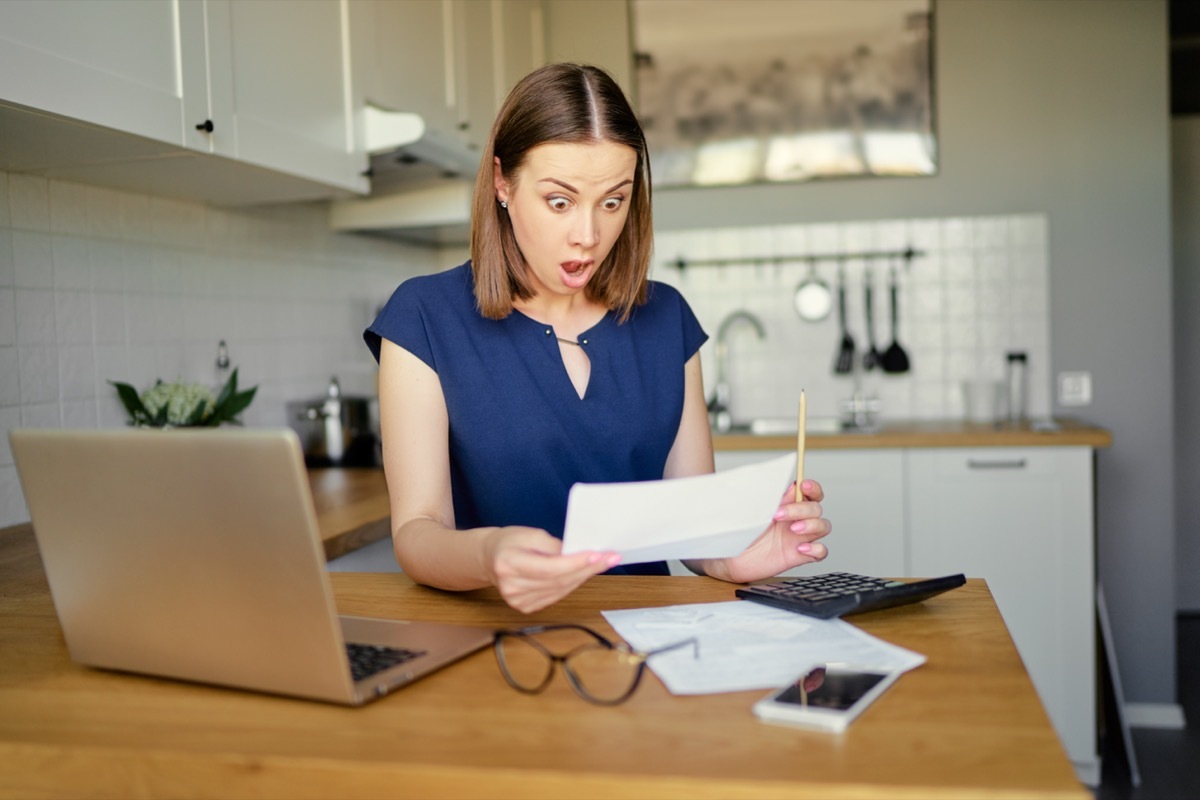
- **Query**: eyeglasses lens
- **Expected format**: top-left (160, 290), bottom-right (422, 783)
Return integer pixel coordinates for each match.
top-left (566, 644), bottom-right (641, 703)
top-left (497, 634), bottom-right (555, 692)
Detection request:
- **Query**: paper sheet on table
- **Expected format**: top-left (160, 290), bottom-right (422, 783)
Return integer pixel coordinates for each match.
top-left (602, 600), bottom-right (926, 695)
top-left (561, 452), bottom-right (796, 565)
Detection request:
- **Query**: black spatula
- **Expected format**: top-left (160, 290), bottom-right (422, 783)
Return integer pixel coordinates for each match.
top-left (834, 266), bottom-right (855, 374)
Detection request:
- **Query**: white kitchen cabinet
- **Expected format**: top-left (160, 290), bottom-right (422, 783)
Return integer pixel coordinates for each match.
top-left (714, 442), bottom-right (1099, 781)
top-left (0, 0), bottom-right (368, 197)
top-left (906, 447), bottom-right (1096, 779)
top-left (355, 0), bottom-right (542, 154)
top-left (455, 0), bottom-right (500, 152)
top-left (0, 0), bottom-right (190, 146)
top-left (357, 0), bottom-right (459, 136)
top-left (495, 0), bottom-right (546, 99)
top-left (196, 0), bottom-right (367, 193)
top-left (792, 450), bottom-right (905, 577)
top-left (712, 449), bottom-right (906, 577)
top-left (544, 0), bottom-right (632, 93)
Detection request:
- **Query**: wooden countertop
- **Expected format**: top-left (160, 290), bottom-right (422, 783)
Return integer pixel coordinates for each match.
top-left (715, 417), bottom-right (1112, 451)
top-left (0, 523), bottom-right (1087, 800)
top-left (308, 468), bottom-right (390, 560)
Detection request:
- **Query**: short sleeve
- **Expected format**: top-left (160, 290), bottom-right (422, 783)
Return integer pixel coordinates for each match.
top-left (645, 281), bottom-right (707, 363)
top-left (678, 290), bottom-right (708, 362)
top-left (363, 280), bottom-right (436, 370)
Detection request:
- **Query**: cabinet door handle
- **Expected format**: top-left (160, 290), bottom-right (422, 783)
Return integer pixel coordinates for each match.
top-left (966, 458), bottom-right (1028, 470)
top-left (195, 119), bottom-right (215, 133)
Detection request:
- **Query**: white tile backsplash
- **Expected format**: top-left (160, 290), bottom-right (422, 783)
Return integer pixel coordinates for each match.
top-left (0, 467), bottom-right (26, 524)
top-left (15, 289), bottom-right (55, 345)
top-left (8, 174), bottom-right (50, 232)
top-left (655, 214), bottom-right (1052, 424)
top-left (0, 230), bottom-right (14, 286)
top-left (49, 181), bottom-right (89, 237)
top-left (0, 290), bottom-right (15, 347)
top-left (0, 348), bottom-right (19, 406)
top-left (18, 346), bottom-right (59, 405)
top-left (1, 171), bottom-right (438, 527)
top-left (12, 231), bottom-right (52, 288)
top-left (0, 173), bottom-right (9, 228)
top-left (54, 291), bottom-right (92, 345)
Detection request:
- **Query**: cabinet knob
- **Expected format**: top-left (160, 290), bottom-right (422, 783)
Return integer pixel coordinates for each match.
top-left (195, 119), bottom-right (215, 133)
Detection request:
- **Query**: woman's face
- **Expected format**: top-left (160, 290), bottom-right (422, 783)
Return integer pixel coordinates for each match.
top-left (495, 140), bottom-right (637, 303)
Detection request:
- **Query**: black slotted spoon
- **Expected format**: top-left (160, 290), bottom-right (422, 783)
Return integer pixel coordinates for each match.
top-left (862, 262), bottom-right (882, 371)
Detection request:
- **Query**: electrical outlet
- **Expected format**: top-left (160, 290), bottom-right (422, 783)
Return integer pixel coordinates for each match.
top-left (1058, 371), bottom-right (1092, 406)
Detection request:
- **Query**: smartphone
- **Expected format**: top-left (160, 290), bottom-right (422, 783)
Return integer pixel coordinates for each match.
top-left (752, 665), bottom-right (902, 733)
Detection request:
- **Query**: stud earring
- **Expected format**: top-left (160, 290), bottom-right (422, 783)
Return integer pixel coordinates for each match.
top-left (500, 200), bottom-right (508, 209)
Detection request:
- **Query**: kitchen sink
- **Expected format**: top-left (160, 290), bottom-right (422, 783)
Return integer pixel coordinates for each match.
top-left (718, 416), bottom-right (849, 435)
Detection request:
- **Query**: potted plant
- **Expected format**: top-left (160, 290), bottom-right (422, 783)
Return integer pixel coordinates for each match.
top-left (110, 369), bottom-right (257, 429)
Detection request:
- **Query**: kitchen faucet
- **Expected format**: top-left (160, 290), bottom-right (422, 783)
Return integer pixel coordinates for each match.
top-left (708, 310), bottom-right (766, 433)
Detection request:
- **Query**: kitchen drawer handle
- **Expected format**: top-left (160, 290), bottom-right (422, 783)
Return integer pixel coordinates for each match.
top-left (966, 458), bottom-right (1028, 470)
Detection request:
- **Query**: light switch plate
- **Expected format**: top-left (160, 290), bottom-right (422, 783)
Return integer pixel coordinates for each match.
top-left (1058, 371), bottom-right (1092, 406)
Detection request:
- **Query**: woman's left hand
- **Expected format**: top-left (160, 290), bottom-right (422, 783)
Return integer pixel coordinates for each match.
top-left (694, 479), bottom-right (831, 584)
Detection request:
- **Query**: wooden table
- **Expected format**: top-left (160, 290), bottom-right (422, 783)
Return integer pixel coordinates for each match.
top-left (0, 524), bottom-right (1087, 800)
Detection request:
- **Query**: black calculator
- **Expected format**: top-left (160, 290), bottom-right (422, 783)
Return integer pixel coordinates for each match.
top-left (735, 572), bottom-right (966, 620)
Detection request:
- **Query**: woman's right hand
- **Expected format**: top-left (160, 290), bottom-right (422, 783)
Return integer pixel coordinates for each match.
top-left (484, 527), bottom-right (620, 614)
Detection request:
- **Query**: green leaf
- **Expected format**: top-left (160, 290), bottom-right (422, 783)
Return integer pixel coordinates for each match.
top-left (183, 398), bottom-right (209, 427)
top-left (214, 368), bottom-right (238, 410)
top-left (152, 403), bottom-right (169, 428)
top-left (218, 387), bottom-right (257, 423)
top-left (109, 380), bottom-right (150, 425)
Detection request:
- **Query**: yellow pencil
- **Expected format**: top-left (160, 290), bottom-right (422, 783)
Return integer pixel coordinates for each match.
top-left (796, 391), bottom-right (806, 504)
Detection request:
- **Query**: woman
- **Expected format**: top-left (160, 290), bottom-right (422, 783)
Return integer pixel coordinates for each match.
top-left (365, 63), bottom-right (830, 613)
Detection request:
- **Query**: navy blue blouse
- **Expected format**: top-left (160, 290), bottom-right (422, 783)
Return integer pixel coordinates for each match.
top-left (364, 262), bottom-right (708, 576)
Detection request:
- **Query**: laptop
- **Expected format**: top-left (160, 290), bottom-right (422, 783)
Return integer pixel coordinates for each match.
top-left (9, 427), bottom-right (493, 705)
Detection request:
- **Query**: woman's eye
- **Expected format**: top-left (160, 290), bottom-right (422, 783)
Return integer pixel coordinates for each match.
top-left (602, 196), bottom-right (624, 211)
top-left (548, 196), bottom-right (570, 211)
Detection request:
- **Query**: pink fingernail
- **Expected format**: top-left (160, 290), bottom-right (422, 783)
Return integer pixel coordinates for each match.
top-left (798, 543), bottom-right (812, 554)
top-left (790, 521), bottom-right (807, 533)
top-left (773, 509), bottom-right (785, 520)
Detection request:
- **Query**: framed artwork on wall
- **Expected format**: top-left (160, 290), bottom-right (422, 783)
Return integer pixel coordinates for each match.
top-left (631, 0), bottom-right (936, 188)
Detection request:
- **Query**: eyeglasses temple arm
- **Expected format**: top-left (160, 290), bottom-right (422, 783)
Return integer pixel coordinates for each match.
top-left (643, 637), bottom-right (700, 660)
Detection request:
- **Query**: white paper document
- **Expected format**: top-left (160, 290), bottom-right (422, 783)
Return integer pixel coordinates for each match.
top-left (602, 600), bottom-right (926, 695)
top-left (561, 452), bottom-right (796, 565)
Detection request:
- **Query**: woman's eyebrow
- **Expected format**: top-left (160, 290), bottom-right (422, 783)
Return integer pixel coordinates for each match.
top-left (538, 177), bottom-right (633, 194)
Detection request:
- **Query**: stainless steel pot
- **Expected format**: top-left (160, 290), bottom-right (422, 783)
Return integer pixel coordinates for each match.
top-left (287, 377), bottom-right (380, 468)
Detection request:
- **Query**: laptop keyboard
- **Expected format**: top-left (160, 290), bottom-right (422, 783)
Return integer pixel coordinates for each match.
top-left (345, 643), bottom-right (426, 681)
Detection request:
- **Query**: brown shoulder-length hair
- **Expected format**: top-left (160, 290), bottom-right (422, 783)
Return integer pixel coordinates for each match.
top-left (470, 63), bottom-right (653, 322)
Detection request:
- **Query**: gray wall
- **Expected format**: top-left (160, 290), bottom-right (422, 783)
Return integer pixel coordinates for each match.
top-left (1174, 116), bottom-right (1200, 612)
top-left (555, 0), bottom-right (1177, 706)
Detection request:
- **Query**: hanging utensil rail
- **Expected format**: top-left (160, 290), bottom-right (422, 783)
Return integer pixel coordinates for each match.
top-left (666, 246), bottom-right (922, 271)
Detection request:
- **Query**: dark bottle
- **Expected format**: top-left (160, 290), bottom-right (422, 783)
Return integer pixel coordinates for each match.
top-left (1006, 351), bottom-right (1028, 422)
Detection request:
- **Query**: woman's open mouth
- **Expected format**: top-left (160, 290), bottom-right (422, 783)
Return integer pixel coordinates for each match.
top-left (559, 260), bottom-right (593, 289)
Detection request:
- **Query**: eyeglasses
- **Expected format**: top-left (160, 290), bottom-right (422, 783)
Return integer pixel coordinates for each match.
top-left (493, 624), bottom-right (698, 706)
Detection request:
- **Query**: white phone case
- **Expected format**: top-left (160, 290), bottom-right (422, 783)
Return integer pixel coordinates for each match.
top-left (752, 666), bottom-right (902, 733)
